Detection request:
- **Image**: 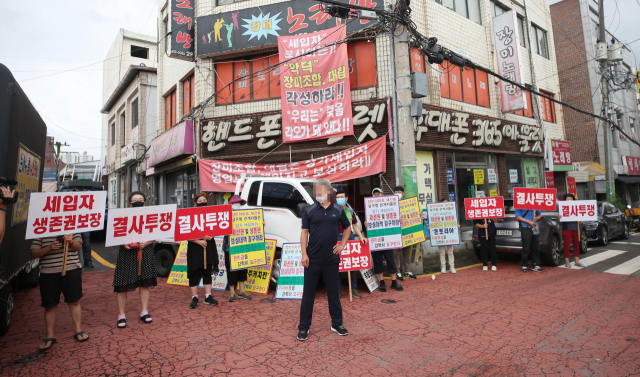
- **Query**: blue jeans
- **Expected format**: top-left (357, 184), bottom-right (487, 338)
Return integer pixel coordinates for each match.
top-left (337, 234), bottom-right (357, 291)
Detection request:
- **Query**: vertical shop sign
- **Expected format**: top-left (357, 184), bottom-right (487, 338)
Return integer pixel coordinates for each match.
top-left (567, 177), bottom-right (577, 197)
top-left (416, 151), bottom-right (436, 210)
top-left (492, 11), bottom-right (527, 112)
top-left (623, 156), bottom-right (640, 175)
top-left (169, 0), bottom-right (195, 61)
top-left (550, 140), bottom-right (573, 171)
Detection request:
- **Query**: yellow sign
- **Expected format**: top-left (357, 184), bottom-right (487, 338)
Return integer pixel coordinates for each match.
top-left (415, 151), bottom-right (436, 211)
top-left (490, 189), bottom-right (498, 197)
top-left (244, 239), bottom-right (276, 294)
top-left (167, 241), bottom-right (189, 286)
top-left (12, 144), bottom-right (41, 225)
top-left (229, 209), bottom-right (267, 271)
top-left (473, 169), bottom-right (485, 185)
top-left (399, 197), bottom-right (426, 247)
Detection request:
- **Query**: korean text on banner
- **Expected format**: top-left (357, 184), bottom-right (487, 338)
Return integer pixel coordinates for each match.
top-left (513, 187), bottom-right (556, 211)
top-left (545, 171), bottom-right (555, 188)
top-left (416, 151), bottom-right (436, 210)
top-left (104, 204), bottom-right (177, 247)
top-left (558, 200), bottom-right (597, 222)
top-left (229, 209), bottom-right (267, 271)
top-left (168, 0), bottom-right (195, 61)
top-left (244, 239), bottom-right (277, 294)
top-left (276, 243), bottom-right (304, 299)
top-left (360, 268), bottom-right (380, 293)
top-left (174, 204), bottom-right (233, 242)
top-left (365, 195), bottom-right (402, 251)
top-left (623, 156), bottom-right (640, 176)
top-left (399, 197), bottom-right (426, 247)
top-left (464, 197), bottom-right (505, 220)
top-left (427, 202), bottom-right (460, 247)
top-left (473, 169), bottom-right (485, 184)
top-left (492, 10), bottom-right (527, 112)
top-left (13, 145), bottom-right (41, 225)
top-left (338, 241), bottom-right (371, 272)
top-left (167, 241), bottom-right (190, 286)
top-left (551, 140), bottom-right (573, 171)
top-left (199, 136), bottom-right (386, 192)
top-left (210, 237), bottom-right (228, 290)
top-left (567, 177), bottom-right (577, 196)
top-left (278, 25), bottom-right (353, 143)
top-left (26, 192), bottom-right (107, 240)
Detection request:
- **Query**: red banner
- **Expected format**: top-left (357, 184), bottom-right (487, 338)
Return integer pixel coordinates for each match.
top-left (550, 140), bottom-right (572, 171)
top-left (513, 188), bottom-right (557, 211)
top-left (199, 136), bottom-right (387, 192)
top-left (545, 171), bottom-right (555, 188)
top-left (464, 197), bottom-right (505, 220)
top-left (338, 240), bottom-right (371, 272)
top-left (567, 177), bottom-right (577, 197)
top-left (174, 205), bottom-right (233, 242)
top-left (279, 25), bottom-right (353, 143)
top-left (623, 156), bottom-right (640, 176)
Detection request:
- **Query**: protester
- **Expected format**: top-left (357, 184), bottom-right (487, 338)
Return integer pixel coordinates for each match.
top-left (0, 186), bottom-right (14, 244)
top-left (31, 232), bottom-right (88, 351)
top-left (223, 195), bottom-right (252, 303)
top-left (112, 191), bottom-right (157, 328)
top-left (474, 217), bottom-right (498, 271)
top-left (297, 178), bottom-right (351, 341)
top-left (369, 187), bottom-right (403, 292)
top-left (336, 189), bottom-right (367, 299)
top-left (515, 206), bottom-right (545, 272)
top-left (81, 232), bottom-right (93, 268)
top-left (558, 193), bottom-right (585, 268)
top-left (187, 192), bottom-right (220, 309)
top-left (392, 186), bottom-right (416, 281)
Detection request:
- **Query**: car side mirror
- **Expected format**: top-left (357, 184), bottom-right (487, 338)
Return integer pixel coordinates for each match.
top-left (297, 202), bottom-right (308, 218)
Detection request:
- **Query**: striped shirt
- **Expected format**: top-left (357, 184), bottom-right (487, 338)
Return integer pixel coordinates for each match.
top-left (31, 234), bottom-right (83, 274)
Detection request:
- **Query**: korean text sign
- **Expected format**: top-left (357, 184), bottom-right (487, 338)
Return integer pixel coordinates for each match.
top-left (244, 239), bottom-right (277, 294)
top-left (399, 197), bottom-right (426, 247)
top-left (513, 188), bottom-right (557, 211)
top-left (365, 195), bottom-right (402, 251)
top-left (276, 243), bottom-right (304, 300)
top-left (26, 192), bottom-right (107, 240)
top-left (168, 0), bottom-right (194, 60)
top-left (166, 241), bottom-right (190, 286)
top-left (338, 241), bottom-right (371, 272)
top-left (427, 202), bottom-right (460, 247)
top-left (360, 268), bottom-right (380, 293)
top-left (558, 200), bottom-right (597, 222)
top-left (492, 11), bottom-right (527, 112)
top-left (623, 156), bottom-right (640, 176)
top-left (210, 237), bottom-right (228, 290)
top-left (229, 209), bottom-right (267, 271)
top-left (13, 145), bottom-right (41, 225)
top-left (279, 25), bottom-right (353, 143)
top-left (174, 204), bottom-right (233, 241)
top-left (551, 140), bottom-right (572, 171)
top-left (104, 204), bottom-right (177, 247)
top-left (464, 197), bottom-right (505, 220)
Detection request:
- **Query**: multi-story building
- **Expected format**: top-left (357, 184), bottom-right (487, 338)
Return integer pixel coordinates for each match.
top-left (551, 0), bottom-right (640, 205)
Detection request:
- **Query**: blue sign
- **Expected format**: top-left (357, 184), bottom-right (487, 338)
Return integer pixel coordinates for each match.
top-left (449, 192), bottom-right (456, 202)
top-left (43, 171), bottom-right (57, 182)
top-left (447, 168), bottom-right (454, 185)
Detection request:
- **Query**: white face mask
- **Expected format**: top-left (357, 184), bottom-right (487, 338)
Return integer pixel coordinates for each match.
top-left (316, 194), bottom-right (328, 203)
top-left (232, 203), bottom-right (241, 209)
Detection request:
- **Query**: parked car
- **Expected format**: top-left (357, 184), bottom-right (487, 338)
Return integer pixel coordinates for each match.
top-left (471, 199), bottom-right (587, 266)
top-left (584, 201), bottom-right (629, 246)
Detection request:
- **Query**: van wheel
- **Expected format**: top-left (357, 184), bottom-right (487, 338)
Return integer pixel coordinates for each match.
top-left (544, 236), bottom-right (562, 267)
top-left (155, 248), bottom-right (176, 277)
top-left (0, 285), bottom-right (14, 337)
top-left (269, 258), bottom-right (281, 292)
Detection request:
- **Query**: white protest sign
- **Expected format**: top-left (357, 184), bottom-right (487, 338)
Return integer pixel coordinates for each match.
top-left (200, 237), bottom-right (228, 290)
top-left (26, 191), bottom-right (107, 239)
top-left (105, 204), bottom-right (177, 247)
top-left (365, 195), bottom-right (402, 251)
top-left (558, 200), bottom-right (598, 222)
top-left (427, 201), bottom-right (460, 247)
top-left (275, 243), bottom-right (304, 300)
top-left (360, 268), bottom-right (380, 292)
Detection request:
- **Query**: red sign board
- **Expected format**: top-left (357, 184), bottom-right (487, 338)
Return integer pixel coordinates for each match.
top-left (174, 205), bottom-right (233, 242)
top-left (513, 188), bottom-right (557, 211)
top-left (464, 197), bottom-right (505, 220)
top-left (545, 171), bottom-right (555, 188)
top-left (567, 177), bottom-right (577, 197)
top-left (623, 156), bottom-right (640, 176)
top-left (551, 140), bottom-right (572, 171)
top-left (338, 241), bottom-right (371, 272)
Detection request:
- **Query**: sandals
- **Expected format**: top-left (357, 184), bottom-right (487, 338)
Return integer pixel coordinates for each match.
top-left (73, 331), bottom-right (89, 343)
top-left (117, 318), bottom-right (127, 329)
top-left (38, 338), bottom-right (56, 352)
top-left (139, 314), bottom-right (152, 324)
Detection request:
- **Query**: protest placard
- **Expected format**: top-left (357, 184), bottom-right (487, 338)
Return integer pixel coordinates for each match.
top-left (166, 241), bottom-right (189, 286)
top-left (26, 191), bottom-right (107, 239)
top-left (229, 209), bottom-right (267, 271)
top-left (513, 188), bottom-right (557, 211)
top-left (209, 237), bottom-right (227, 290)
top-left (104, 204), bottom-right (177, 247)
top-left (338, 241), bottom-right (371, 272)
top-left (464, 197), bottom-right (505, 220)
top-left (276, 243), bottom-right (304, 300)
top-left (365, 195), bottom-right (402, 251)
top-left (360, 268), bottom-right (380, 293)
top-left (399, 197), bottom-right (426, 247)
top-left (174, 204), bottom-right (232, 242)
top-left (244, 239), bottom-right (277, 294)
top-left (558, 200), bottom-right (597, 222)
top-left (427, 201), bottom-right (460, 247)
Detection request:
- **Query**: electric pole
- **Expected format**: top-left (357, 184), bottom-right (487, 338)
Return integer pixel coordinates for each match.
top-left (54, 141), bottom-right (69, 189)
top-left (598, 0), bottom-right (614, 201)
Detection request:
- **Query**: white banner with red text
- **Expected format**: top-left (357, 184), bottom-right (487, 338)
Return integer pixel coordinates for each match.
top-left (513, 187), bottom-right (557, 211)
top-left (558, 200), bottom-right (597, 222)
top-left (105, 204), bottom-right (177, 247)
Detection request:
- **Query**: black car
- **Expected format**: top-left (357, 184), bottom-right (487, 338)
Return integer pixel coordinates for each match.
top-left (471, 199), bottom-right (587, 266)
top-left (584, 201), bottom-right (629, 245)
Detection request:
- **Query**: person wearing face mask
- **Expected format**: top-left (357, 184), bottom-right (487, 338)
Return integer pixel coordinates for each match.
top-left (557, 193), bottom-right (585, 268)
top-left (112, 191), bottom-right (157, 328)
top-left (222, 195), bottom-right (253, 302)
top-left (392, 186), bottom-right (416, 281)
top-left (187, 192), bottom-right (220, 309)
top-left (335, 189), bottom-right (367, 299)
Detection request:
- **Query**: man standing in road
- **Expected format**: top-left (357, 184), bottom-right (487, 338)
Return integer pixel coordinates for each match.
top-left (297, 179), bottom-right (351, 341)
top-left (393, 186), bottom-right (416, 281)
top-left (335, 189), bottom-right (367, 299)
top-left (515, 208), bottom-right (545, 273)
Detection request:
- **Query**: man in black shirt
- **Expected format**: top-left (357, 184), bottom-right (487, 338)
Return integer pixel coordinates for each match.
top-left (297, 179), bottom-right (351, 341)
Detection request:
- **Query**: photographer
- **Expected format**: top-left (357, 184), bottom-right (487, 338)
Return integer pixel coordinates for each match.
top-left (0, 186), bottom-right (16, 245)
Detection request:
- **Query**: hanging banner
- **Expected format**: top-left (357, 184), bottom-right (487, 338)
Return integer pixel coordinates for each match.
top-left (399, 197), bottom-right (426, 247)
top-left (427, 201), bottom-right (460, 247)
top-left (416, 151), bottom-right (436, 210)
top-left (473, 169), bottom-right (485, 184)
top-left (623, 156), bottom-right (640, 176)
top-left (174, 204), bottom-right (233, 242)
top-left (229, 209), bottom-right (267, 271)
top-left (365, 195), bottom-right (402, 251)
top-left (338, 240), bottom-right (372, 272)
top-left (492, 10), bottom-right (527, 112)
top-left (464, 197), bottom-right (505, 220)
top-left (199, 136), bottom-right (386, 192)
top-left (513, 187), bottom-right (557, 211)
top-left (104, 204), bottom-right (177, 247)
top-left (360, 268), bottom-right (380, 293)
top-left (166, 241), bottom-right (190, 286)
top-left (13, 144), bottom-right (41, 225)
top-left (278, 25), bottom-right (353, 143)
top-left (545, 171), bottom-right (555, 188)
top-left (558, 200), bottom-right (597, 222)
top-left (275, 243), bottom-right (304, 300)
top-left (168, 0), bottom-right (195, 61)
top-left (244, 239), bottom-right (277, 294)
top-left (567, 177), bottom-right (577, 197)
top-left (550, 140), bottom-right (573, 171)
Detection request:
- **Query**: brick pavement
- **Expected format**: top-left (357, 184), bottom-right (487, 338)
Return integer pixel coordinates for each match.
top-left (1, 263), bottom-right (639, 376)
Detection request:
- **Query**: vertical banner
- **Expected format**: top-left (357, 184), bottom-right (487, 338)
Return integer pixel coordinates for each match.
top-left (416, 151), bottom-right (436, 210)
top-left (550, 140), bottom-right (573, 171)
top-left (545, 171), bottom-right (556, 188)
top-left (13, 144), bottom-right (41, 225)
top-left (365, 195), bottom-right (402, 251)
top-left (427, 202), bottom-right (460, 247)
top-left (276, 243), bottom-right (304, 300)
top-left (169, 0), bottom-right (195, 60)
top-left (399, 197), bottom-right (426, 247)
top-left (338, 241), bottom-right (372, 271)
top-left (244, 239), bottom-right (277, 294)
top-left (278, 24), bottom-right (353, 143)
top-left (567, 177), bottom-right (577, 197)
top-left (492, 10), bottom-right (527, 113)
top-left (167, 241), bottom-right (190, 286)
top-left (229, 209), bottom-right (267, 270)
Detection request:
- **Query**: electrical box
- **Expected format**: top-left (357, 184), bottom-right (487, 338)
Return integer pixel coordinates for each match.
top-left (595, 42), bottom-right (608, 62)
top-left (608, 42), bottom-right (623, 62)
top-left (410, 99), bottom-right (423, 117)
top-left (356, 10), bottom-right (377, 20)
top-left (410, 71), bottom-right (429, 98)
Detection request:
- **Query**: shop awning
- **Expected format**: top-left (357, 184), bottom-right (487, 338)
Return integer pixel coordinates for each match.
top-left (576, 161), bottom-right (606, 175)
top-left (616, 176), bottom-right (640, 184)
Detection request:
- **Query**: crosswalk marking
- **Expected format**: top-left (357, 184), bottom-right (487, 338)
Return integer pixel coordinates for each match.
top-left (610, 242), bottom-right (640, 245)
top-left (605, 256), bottom-right (640, 275)
top-left (558, 249), bottom-right (629, 269)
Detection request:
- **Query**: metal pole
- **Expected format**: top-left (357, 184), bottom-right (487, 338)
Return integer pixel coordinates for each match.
top-left (599, 0), bottom-right (614, 201)
top-left (389, 32), bottom-right (401, 187)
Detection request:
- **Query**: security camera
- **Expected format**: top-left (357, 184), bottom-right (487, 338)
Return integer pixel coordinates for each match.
top-left (613, 105), bottom-right (622, 113)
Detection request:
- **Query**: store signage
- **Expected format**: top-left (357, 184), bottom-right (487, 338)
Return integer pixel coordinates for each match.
top-left (558, 200), bottom-right (597, 222)
top-left (550, 140), bottom-right (572, 171)
top-left (545, 171), bottom-right (555, 188)
top-left (447, 168), bottom-right (455, 184)
top-left (196, 0), bottom-right (382, 58)
top-left (623, 155), bottom-right (640, 176)
top-left (416, 151), bottom-right (436, 209)
top-left (279, 25), bottom-right (353, 143)
top-left (567, 177), bottom-right (577, 196)
top-left (464, 197), bottom-right (505, 220)
top-left (168, 0), bottom-right (195, 61)
top-left (487, 168), bottom-right (497, 183)
top-left (120, 143), bottom-right (137, 165)
top-left (148, 120), bottom-right (194, 167)
top-left (513, 188), bottom-right (556, 211)
top-left (509, 169), bottom-right (518, 183)
top-left (492, 11), bottom-right (527, 113)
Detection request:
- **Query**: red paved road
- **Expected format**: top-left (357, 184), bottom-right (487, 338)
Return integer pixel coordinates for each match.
top-left (1, 263), bottom-right (639, 376)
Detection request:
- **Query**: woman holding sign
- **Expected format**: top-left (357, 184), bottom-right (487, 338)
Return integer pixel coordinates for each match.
top-left (112, 192), bottom-right (157, 328)
top-left (557, 193), bottom-right (585, 268)
top-left (222, 195), bottom-right (252, 302)
top-left (473, 217), bottom-right (498, 271)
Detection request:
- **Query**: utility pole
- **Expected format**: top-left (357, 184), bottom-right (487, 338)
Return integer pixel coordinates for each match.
top-left (54, 141), bottom-right (69, 189)
top-left (598, 0), bottom-right (614, 201)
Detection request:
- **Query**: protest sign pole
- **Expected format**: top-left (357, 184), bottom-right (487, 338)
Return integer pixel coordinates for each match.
top-left (484, 219), bottom-right (487, 240)
top-left (348, 273), bottom-right (353, 302)
top-left (204, 245), bottom-right (207, 268)
top-left (138, 246), bottom-right (142, 276)
top-left (62, 240), bottom-right (68, 276)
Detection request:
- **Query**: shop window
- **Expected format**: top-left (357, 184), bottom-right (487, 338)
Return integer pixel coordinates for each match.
top-left (347, 41), bottom-right (377, 89)
top-left (490, 2), bottom-right (525, 47)
top-left (630, 118), bottom-right (637, 141)
top-left (119, 112), bottom-right (126, 147)
top-left (532, 24), bottom-right (549, 59)
top-left (475, 69), bottom-right (490, 107)
top-left (215, 54), bottom-right (280, 105)
top-left (165, 90), bottom-right (177, 130)
top-left (514, 89), bottom-right (536, 119)
top-left (247, 181), bottom-right (260, 206)
top-left (131, 45), bottom-right (148, 59)
top-left (506, 156), bottom-right (523, 196)
top-left (517, 16), bottom-right (526, 47)
top-left (461, 67), bottom-right (476, 105)
top-left (448, 63), bottom-right (463, 102)
top-left (436, 0), bottom-right (481, 24)
top-left (131, 98), bottom-right (138, 129)
top-left (111, 122), bottom-right (115, 146)
top-left (261, 182), bottom-right (307, 216)
top-left (183, 75), bottom-right (195, 116)
top-left (439, 62), bottom-right (490, 108)
top-left (410, 47), bottom-right (425, 73)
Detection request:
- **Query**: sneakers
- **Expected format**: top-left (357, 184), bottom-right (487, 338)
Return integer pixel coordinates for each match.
top-left (522, 266), bottom-right (527, 272)
top-left (228, 292), bottom-right (236, 302)
top-left (84, 261), bottom-right (94, 268)
top-left (564, 263), bottom-right (572, 268)
top-left (441, 267), bottom-right (447, 274)
top-left (238, 292), bottom-right (252, 300)
top-left (405, 272), bottom-right (417, 279)
top-left (390, 281), bottom-right (404, 291)
top-left (396, 273), bottom-right (404, 281)
top-left (189, 297), bottom-right (198, 309)
top-left (331, 325), bottom-right (349, 336)
top-left (576, 262), bottom-right (586, 268)
top-left (351, 289), bottom-right (362, 299)
top-left (483, 266), bottom-right (488, 271)
top-left (204, 295), bottom-right (218, 306)
top-left (450, 267), bottom-right (457, 274)
top-left (378, 281), bottom-right (387, 292)
top-left (491, 266), bottom-right (497, 271)
top-left (296, 329), bottom-right (309, 341)
top-left (532, 266), bottom-right (545, 272)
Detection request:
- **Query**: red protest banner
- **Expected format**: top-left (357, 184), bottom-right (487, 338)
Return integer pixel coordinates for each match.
top-left (513, 187), bottom-right (557, 211)
top-left (174, 204), bottom-right (233, 242)
top-left (278, 24), bottom-right (353, 143)
top-left (545, 171), bottom-right (555, 188)
top-left (624, 156), bottom-right (640, 176)
top-left (338, 240), bottom-right (372, 272)
top-left (566, 177), bottom-right (577, 196)
top-left (464, 197), bottom-right (505, 220)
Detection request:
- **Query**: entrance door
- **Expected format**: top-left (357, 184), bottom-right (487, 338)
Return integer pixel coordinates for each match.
top-left (455, 168), bottom-right (490, 227)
